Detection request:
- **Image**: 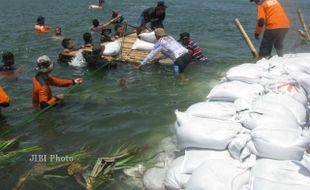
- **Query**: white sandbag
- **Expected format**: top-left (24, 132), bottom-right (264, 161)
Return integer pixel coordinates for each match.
top-left (207, 81), bottom-right (264, 102)
top-left (164, 156), bottom-right (191, 190)
top-left (139, 31), bottom-right (157, 43)
top-left (301, 152), bottom-right (310, 172)
top-left (185, 101), bottom-right (236, 120)
top-left (186, 158), bottom-right (251, 190)
top-left (250, 159), bottom-right (310, 190)
top-left (175, 111), bottom-right (243, 150)
top-left (143, 167), bottom-right (166, 190)
top-left (225, 63), bottom-right (266, 83)
top-left (132, 39), bottom-right (154, 51)
top-left (182, 148), bottom-right (231, 174)
top-left (251, 127), bottom-right (310, 160)
top-left (89, 4), bottom-right (102, 9)
top-left (259, 94), bottom-right (307, 126)
top-left (265, 82), bottom-right (308, 105)
top-left (228, 133), bottom-right (252, 161)
top-left (68, 50), bottom-right (87, 67)
top-left (103, 41), bottom-right (121, 56)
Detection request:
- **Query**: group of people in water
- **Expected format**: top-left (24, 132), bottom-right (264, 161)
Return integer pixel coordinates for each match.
top-left (0, 0), bottom-right (293, 120)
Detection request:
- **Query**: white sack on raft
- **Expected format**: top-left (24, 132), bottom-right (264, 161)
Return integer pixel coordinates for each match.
top-left (250, 127), bottom-right (310, 160)
top-left (185, 101), bottom-right (236, 120)
top-left (225, 63), bottom-right (266, 84)
top-left (249, 159), bottom-right (310, 190)
top-left (164, 156), bottom-right (191, 190)
top-left (103, 41), bottom-right (121, 56)
top-left (138, 31), bottom-right (157, 43)
top-left (132, 39), bottom-right (154, 51)
top-left (175, 110), bottom-right (242, 150)
top-left (207, 81), bottom-right (264, 102)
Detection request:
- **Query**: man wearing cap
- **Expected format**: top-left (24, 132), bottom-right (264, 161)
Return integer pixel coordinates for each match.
top-left (138, 1), bottom-right (167, 31)
top-left (32, 55), bottom-right (83, 110)
top-left (179, 32), bottom-right (207, 63)
top-left (136, 28), bottom-right (192, 79)
top-left (251, 0), bottom-right (290, 58)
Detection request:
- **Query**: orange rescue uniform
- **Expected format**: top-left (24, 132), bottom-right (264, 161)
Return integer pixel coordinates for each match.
top-left (32, 74), bottom-right (74, 110)
top-left (34, 25), bottom-right (50, 33)
top-left (0, 86), bottom-right (10, 107)
top-left (256, 0), bottom-right (290, 35)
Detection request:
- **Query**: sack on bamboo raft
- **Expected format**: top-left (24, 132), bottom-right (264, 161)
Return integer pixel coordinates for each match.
top-left (164, 156), bottom-right (191, 190)
top-left (139, 31), bottom-right (156, 43)
top-left (226, 63), bottom-right (266, 84)
top-left (175, 110), bottom-right (242, 150)
top-left (185, 101), bottom-right (236, 120)
top-left (103, 41), bottom-right (121, 56)
top-left (182, 148), bottom-right (231, 174)
top-left (185, 158), bottom-right (252, 190)
top-left (207, 81), bottom-right (264, 102)
top-left (68, 50), bottom-right (87, 67)
top-left (249, 159), bottom-right (310, 190)
top-left (132, 39), bottom-right (154, 51)
top-left (250, 127), bottom-right (310, 160)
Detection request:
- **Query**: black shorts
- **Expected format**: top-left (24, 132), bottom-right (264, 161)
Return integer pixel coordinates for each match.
top-left (259, 28), bottom-right (289, 57)
top-left (175, 53), bottom-right (192, 74)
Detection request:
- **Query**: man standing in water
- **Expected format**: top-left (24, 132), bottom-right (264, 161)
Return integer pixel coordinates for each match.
top-left (136, 28), bottom-right (191, 80)
top-left (251, 0), bottom-right (290, 58)
top-left (32, 55), bottom-right (82, 110)
top-left (137, 1), bottom-right (167, 33)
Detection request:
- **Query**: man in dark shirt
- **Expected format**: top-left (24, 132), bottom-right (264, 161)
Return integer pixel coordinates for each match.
top-left (138, 1), bottom-right (167, 31)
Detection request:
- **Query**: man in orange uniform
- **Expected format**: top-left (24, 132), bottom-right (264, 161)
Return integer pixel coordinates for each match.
top-left (251, 0), bottom-right (290, 58)
top-left (0, 85), bottom-right (10, 118)
top-left (32, 55), bottom-right (83, 110)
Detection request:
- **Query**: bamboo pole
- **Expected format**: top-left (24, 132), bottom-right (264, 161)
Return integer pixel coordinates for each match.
top-left (234, 18), bottom-right (259, 58)
top-left (297, 9), bottom-right (310, 41)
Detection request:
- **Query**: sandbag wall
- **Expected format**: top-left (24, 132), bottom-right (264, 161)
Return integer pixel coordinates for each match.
top-left (143, 53), bottom-right (310, 190)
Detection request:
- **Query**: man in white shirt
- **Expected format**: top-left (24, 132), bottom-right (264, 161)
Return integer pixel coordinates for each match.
top-left (136, 28), bottom-right (192, 79)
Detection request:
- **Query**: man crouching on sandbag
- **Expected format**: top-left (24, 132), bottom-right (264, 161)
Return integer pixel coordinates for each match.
top-left (135, 28), bottom-right (192, 80)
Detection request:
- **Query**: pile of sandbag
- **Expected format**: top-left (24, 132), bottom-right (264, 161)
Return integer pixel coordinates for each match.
top-left (143, 53), bottom-right (310, 190)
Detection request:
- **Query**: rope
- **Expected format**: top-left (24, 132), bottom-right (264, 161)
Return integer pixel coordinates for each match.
top-left (1, 62), bottom-right (111, 137)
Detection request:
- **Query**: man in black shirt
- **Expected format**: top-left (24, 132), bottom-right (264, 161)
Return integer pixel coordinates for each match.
top-left (138, 1), bottom-right (167, 32)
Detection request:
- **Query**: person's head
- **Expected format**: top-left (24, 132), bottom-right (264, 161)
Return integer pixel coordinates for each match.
top-left (83, 32), bottom-right (92, 44)
top-left (92, 44), bottom-right (104, 56)
top-left (98, 0), bottom-right (104, 5)
top-left (114, 24), bottom-right (125, 34)
top-left (2, 52), bottom-right (15, 66)
top-left (154, 28), bottom-right (166, 40)
top-left (37, 16), bottom-right (45, 25)
top-left (36, 55), bottom-right (53, 73)
top-left (179, 32), bottom-right (190, 45)
top-left (92, 19), bottom-right (100, 27)
top-left (250, 0), bottom-right (261, 5)
top-left (62, 38), bottom-right (73, 49)
top-left (55, 27), bottom-right (62, 36)
top-left (155, 1), bottom-right (167, 16)
top-left (101, 28), bottom-right (112, 36)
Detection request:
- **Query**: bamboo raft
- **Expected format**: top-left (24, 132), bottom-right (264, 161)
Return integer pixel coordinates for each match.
top-left (60, 30), bottom-right (173, 65)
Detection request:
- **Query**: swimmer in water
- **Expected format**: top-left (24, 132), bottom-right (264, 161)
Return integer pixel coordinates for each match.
top-left (0, 52), bottom-right (23, 80)
top-left (80, 32), bottom-right (93, 48)
top-left (34, 16), bottom-right (50, 33)
top-left (52, 27), bottom-right (64, 41)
